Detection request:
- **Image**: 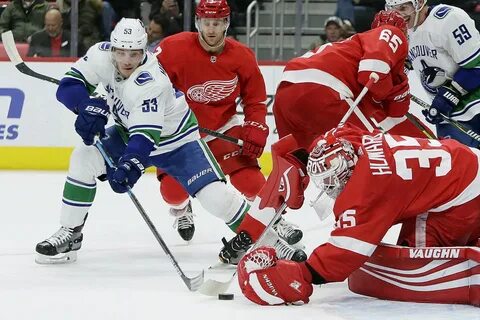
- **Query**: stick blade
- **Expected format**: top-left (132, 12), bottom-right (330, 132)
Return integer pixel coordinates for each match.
top-left (197, 275), bottom-right (235, 296)
top-left (1, 31), bottom-right (23, 65)
top-left (185, 270), bottom-right (205, 292)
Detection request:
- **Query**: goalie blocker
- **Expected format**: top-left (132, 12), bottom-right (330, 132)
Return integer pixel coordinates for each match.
top-left (348, 243), bottom-right (480, 307)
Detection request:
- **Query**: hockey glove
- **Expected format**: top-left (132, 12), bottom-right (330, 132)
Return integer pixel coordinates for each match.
top-left (75, 98), bottom-right (110, 145)
top-left (240, 121), bottom-right (269, 158)
top-left (258, 135), bottom-right (309, 211)
top-left (423, 85), bottom-right (461, 125)
top-left (382, 74), bottom-right (410, 118)
top-left (238, 246), bottom-right (313, 306)
top-left (109, 154), bottom-right (147, 193)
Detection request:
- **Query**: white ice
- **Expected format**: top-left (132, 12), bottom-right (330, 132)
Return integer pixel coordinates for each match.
top-left (0, 171), bottom-right (478, 320)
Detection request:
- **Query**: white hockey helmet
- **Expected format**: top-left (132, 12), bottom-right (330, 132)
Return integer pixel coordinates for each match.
top-left (385, 0), bottom-right (427, 29)
top-left (110, 18), bottom-right (147, 51)
top-left (385, 0), bottom-right (425, 10)
top-left (306, 138), bottom-right (357, 199)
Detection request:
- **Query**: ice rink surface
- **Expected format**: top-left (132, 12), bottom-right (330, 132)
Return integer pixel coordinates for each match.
top-left (0, 171), bottom-right (478, 320)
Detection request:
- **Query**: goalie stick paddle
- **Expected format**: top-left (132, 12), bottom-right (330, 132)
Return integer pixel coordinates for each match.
top-left (0, 31), bottom-right (240, 146)
top-left (95, 140), bottom-right (204, 291)
top-left (197, 202), bottom-right (288, 296)
top-left (410, 95), bottom-right (480, 143)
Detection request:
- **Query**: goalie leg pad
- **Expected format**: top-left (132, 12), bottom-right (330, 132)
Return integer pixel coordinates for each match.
top-left (348, 244), bottom-right (480, 307)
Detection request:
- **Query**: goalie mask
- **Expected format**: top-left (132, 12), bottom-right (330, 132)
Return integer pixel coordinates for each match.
top-left (306, 138), bottom-right (357, 199)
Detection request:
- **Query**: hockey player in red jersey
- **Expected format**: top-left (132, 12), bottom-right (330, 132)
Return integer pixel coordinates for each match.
top-left (237, 123), bottom-right (480, 306)
top-left (273, 10), bottom-right (429, 150)
top-left (153, 0), bottom-right (302, 246)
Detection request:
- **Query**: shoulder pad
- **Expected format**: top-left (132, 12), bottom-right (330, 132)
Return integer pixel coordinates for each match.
top-left (135, 71), bottom-right (154, 86)
top-left (433, 6), bottom-right (452, 19)
top-left (98, 42), bottom-right (112, 51)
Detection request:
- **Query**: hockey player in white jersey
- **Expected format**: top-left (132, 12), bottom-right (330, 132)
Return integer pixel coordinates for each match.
top-left (387, 0), bottom-right (480, 147)
top-left (35, 18), bottom-right (306, 264)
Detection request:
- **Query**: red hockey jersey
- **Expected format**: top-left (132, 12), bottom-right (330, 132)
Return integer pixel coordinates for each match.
top-left (307, 125), bottom-right (480, 282)
top-left (155, 32), bottom-right (267, 132)
top-left (281, 25), bottom-right (408, 108)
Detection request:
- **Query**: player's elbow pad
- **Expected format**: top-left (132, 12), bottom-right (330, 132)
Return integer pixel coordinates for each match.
top-left (56, 78), bottom-right (90, 113)
top-left (453, 67), bottom-right (480, 93)
top-left (125, 134), bottom-right (155, 161)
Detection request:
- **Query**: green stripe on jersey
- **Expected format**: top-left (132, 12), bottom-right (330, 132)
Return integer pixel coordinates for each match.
top-left (155, 112), bottom-right (198, 147)
top-left (198, 139), bottom-right (225, 180)
top-left (130, 128), bottom-right (162, 145)
top-left (63, 180), bottom-right (97, 204)
top-left (65, 69), bottom-right (97, 94)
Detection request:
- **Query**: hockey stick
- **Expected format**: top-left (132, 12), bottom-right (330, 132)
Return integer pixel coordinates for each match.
top-left (94, 139), bottom-right (204, 291)
top-left (1, 31), bottom-right (61, 85)
top-left (410, 94), bottom-right (480, 143)
top-left (405, 112), bottom-right (437, 139)
top-left (197, 202), bottom-right (288, 296)
top-left (339, 73), bottom-right (379, 127)
top-left (0, 30), bottom-right (242, 146)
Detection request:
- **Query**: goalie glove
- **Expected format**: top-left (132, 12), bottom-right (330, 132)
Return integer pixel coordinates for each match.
top-left (258, 135), bottom-right (310, 211)
top-left (423, 84), bottom-right (462, 124)
top-left (237, 246), bottom-right (314, 306)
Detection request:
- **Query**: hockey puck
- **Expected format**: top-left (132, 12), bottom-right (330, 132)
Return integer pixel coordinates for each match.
top-left (218, 293), bottom-right (234, 300)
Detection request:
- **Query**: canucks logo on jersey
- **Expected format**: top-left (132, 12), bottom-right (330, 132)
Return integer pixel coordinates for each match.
top-left (420, 60), bottom-right (449, 94)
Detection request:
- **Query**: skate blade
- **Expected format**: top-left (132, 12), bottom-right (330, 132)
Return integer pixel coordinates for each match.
top-left (35, 251), bottom-right (77, 264)
top-left (291, 241), bottom-right (306, 250)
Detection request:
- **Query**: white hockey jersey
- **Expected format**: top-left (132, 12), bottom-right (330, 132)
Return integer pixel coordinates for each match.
top-left (64, 42), bottom-right (200, 154)
top-left (408, 5), bottom-right (480, 121)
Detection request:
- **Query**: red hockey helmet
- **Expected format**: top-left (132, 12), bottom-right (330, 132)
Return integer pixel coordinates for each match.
top-left (371, 10), bottom-right (407, 34)
top-left (196, 0), bottom-right (231, 19)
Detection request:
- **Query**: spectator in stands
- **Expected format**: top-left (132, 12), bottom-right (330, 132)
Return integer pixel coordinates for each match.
top-left (146, 13), bottom-right (169, 52)
top-left (310, 16), bottom-right (348, 50)
top-left (336, 0), bottom-right (355, 24)
top-left (149, 0), bottom-right (183, 34)
top-left (324, 16), bottom-right (347, 43)
top-left (56, 0), bottom-right (102, 56)
top-left (28, 8), bottom-right (71, 57)
top-left (101, 0), bottom-right (141, 39)
top-left (0, 0), bottom-right (49, 42)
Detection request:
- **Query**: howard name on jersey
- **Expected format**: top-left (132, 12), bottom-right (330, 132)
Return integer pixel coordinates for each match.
top-left (155, 32), bottom-right (267, 133)
top-left (408, 5), bottom-right (480, 96)
top-left (64, 42), bottom-right (199, 154)
top-left (306, 126), bottom-right (480, 282)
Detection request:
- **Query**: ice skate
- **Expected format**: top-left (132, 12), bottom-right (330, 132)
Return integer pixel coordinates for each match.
top-left (273, 237), bottom-right (307, 262)
top-left (273, 216), bottom-right (303, 245)
top-left (35, 224), bottom-right (84, 264)
top-left (171, 200), bottom-right (195, 241)
top-left (219, 231), bottom-right (253, 265)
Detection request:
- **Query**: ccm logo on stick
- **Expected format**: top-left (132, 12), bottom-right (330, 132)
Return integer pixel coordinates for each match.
top-left (0, 88), bottom-right (24, 140)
